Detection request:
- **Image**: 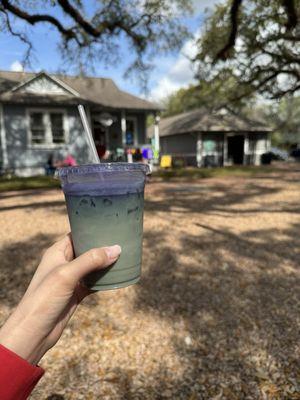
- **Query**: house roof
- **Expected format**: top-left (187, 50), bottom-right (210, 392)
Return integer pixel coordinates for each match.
top-left (147, 108), bottom-right (272, 137)
top-left (0, 70), bottom-right (160, 111)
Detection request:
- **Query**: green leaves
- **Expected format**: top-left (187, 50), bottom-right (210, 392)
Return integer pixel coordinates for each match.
top-left (194, 0), bottom-right (300, 101)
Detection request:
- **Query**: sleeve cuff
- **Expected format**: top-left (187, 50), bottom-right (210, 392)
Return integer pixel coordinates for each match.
top-left (0, 344), bottom-right (44, 400)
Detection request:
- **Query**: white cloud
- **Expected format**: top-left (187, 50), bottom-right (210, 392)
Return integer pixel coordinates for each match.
top-left (149, 31), bottom-right (200, 101)
top-left (148, 0), bottom-right (226, 102)
top-left (10, 60), bottom-right (23, 72)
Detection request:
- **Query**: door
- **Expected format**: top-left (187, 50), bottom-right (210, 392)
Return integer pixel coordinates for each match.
top-left (92, 120), bottom-right (107, 158)
top-left (125, 118), bottom-right (138, 146)
top-left (227, 135), bottom-right (244, 164)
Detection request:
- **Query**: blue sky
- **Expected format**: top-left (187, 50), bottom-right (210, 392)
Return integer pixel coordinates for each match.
top-left (0, 1), bottom-right (220, 100)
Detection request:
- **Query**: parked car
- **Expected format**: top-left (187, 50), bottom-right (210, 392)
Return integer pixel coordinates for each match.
top-left (261, 147), bottom-right (289, 165)
top-left (269, 147), bottom-right (289, 161)
top-left (290, 148), bottom-right (300, 161)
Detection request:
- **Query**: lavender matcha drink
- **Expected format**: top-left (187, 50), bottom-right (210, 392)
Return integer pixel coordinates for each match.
top-left (57, 163), bottom-right (148, 291)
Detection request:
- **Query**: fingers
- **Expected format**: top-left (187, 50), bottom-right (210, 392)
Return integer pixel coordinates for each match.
top-left (25, 235), bottom-right (74, 296)
top-left (58, 245), bottom-right (121, 287)
top-left (63, 233), bottom-right (74, 262)
top-left (48, 234), bottom-right (74, 260)
top-left (41, 234), bottom-right (74, 266)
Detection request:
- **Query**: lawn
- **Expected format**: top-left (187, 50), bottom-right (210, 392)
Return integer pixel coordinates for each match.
top-left (0, 163), bottom-right (299, 399)
top-left (0, 175), bottom-right (60, 192)
top-left (0, 164), bottom-right (277, 192)
top-left (153, 164), bottom-right (277, 179)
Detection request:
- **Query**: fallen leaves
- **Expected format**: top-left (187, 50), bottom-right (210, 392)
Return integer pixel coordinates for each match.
top-left (0, 166), bottom-right (299, 399)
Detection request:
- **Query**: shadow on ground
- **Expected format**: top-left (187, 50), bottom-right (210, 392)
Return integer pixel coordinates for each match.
top-left (0, 233), bottom-right (56, 307)
top-left (82, 175), bottom-right (299, 398)
top-left (145, 180), bottom-right (300, 216)
top-left (0, 200), bottom-right (66, 213)
top-left (38, 180), bottom-right (300, 398)
top-left (0, 169), bottom-right (299, 399)
top-left (128, 221), bottom-right (300, 398)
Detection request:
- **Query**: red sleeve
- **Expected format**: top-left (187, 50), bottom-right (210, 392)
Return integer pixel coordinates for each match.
top-left (0, 344), bottom-right (44, 400)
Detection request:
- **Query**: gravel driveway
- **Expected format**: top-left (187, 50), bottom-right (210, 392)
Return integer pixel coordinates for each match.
top-left (0, 165), bottom-right (299, 399)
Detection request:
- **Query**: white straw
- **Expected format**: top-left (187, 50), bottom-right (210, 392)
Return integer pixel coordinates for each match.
top-left (78, 104), bottom-right (100, 164)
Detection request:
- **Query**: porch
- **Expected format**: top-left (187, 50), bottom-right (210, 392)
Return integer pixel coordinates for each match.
top-left (197, 132), bottom-right (271, 167)
top-left (90, 108), bottom-right (159, 161)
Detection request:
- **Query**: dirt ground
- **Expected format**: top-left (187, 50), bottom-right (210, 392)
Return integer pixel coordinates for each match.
top-left (0, 164), bottom-right (299, 399)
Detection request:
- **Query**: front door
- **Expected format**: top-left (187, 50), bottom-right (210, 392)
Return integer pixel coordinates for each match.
top-left (227, 135), bottom-right (244, 164)
top-left (125, 118), bottom-right (137, 146)
top-left (93, 120), bottom-right (107, 158)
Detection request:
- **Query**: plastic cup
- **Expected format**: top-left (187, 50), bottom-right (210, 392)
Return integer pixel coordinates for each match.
top-left (56, 163), bottom-right (149, 291)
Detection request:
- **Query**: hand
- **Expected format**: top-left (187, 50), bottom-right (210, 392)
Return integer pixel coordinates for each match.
top-left (0, 234), bottom-right (121, 365)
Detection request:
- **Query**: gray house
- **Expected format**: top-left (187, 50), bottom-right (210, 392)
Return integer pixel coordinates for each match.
top-left (0, 70), bottom-right (159, 176)
top-left (148, 108), bottom-right (272, 167)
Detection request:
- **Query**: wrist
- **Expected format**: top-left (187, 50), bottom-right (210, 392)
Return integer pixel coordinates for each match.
top-left (0, 314), bottom-right (46, 365)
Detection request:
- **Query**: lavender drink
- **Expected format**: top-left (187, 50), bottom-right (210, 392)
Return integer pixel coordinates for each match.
top-left (57, 163), bottom-right (148, 291)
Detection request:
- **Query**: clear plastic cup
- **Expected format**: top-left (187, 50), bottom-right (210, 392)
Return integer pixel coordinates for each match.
top-left (56, 163), bottom-right (149, 291)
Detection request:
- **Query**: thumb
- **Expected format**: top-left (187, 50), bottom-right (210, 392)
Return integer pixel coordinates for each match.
top-left (59, 245), bottom-right (121, 286)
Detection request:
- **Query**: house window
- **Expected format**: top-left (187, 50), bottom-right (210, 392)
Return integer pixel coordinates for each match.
top-left (50, 113), bottom-right (65, 143)
top-left (203, 135), bottom-right (223, 154)
top-left (28, 109), bottom-right (67, 146)
top-left (203, 139), bottom-right (216, 153)
top-left (30, 112), bottom-right (46, 144)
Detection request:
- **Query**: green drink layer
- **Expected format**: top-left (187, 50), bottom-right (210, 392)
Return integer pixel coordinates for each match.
top-left (65, 191), bottom-right (144, 290)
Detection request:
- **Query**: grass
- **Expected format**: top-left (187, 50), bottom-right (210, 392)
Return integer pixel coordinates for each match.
top-left (0, 165), bottom-right (276, 192)
top-left (152, 165), bottom-right (276, 180)
top-left (0, 175), bottom-right (60, 192)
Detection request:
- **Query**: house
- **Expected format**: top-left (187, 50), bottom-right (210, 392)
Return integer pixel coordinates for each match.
top-left (0, 70), bottom-right (160, 176)
top-left (148, 108), bottom-right (272, 167)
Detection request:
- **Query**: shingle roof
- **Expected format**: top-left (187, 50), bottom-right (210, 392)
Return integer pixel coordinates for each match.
top-left (147, 108), bottom-right (272, 137)
top-left (0, 70), bottom-right (160, 111)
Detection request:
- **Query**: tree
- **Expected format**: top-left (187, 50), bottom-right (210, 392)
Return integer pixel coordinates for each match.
top-left (0, 0), bottom-right (191, 82)
top-left (163, 71), bottom-right (256, 117)
top-left (266, 97), bottom-right (300, 146)
top-left (194, 0), bottom-right (300, 100)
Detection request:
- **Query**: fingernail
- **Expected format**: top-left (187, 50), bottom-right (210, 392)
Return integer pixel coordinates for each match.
top-left (104, 245), bottom-right (122, 260)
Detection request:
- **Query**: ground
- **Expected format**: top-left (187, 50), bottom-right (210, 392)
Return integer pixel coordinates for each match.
top-left (0, 165), bottom-right (278, 192)
top-left (0, 164), bottom-right (299, 399)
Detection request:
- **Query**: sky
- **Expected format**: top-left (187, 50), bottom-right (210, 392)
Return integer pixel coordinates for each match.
top-left (0, 0), bottom-right (221, 102)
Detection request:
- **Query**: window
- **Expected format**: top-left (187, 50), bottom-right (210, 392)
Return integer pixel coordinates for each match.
top-left (28, 110), bottom-right (67, 146)
top-left (50, 113), bottom-right (64, 143)
top-left (203, 139), bottom-right (216, 153)
top-left (30, 112), bottom-right (46, 144)
top-left (203, 134), bottom-right (223, 154)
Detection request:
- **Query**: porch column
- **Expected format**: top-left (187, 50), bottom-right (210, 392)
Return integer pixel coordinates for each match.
top-left (196, 133), bottom-right (202, 167)
top-left (223, 133), bottom-right (228, 166)
top-left (244, 133), bottom-right (249, 165)
top-left (154, 113), bottom-right (160, 162)
top-left (266, 132), bottom-right (271, 151)
top-left (105, 127), bottom-right (110, 150)
top-left (121, 110), bottom-right (126, 147)
top-left (0, 103), bottom-right (8, 169)
top-left (86, 106), bottom-right (93, 130)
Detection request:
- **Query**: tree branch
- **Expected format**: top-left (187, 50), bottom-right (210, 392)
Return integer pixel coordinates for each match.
top-left (57, 0), bottom-right (106, 37)
top-left (281, 0), bottom-right (298, 30)
top-left (269, 83), bottom-right (300, 99)
top-left (216, 0), bottom-right (243, 60)
top-left (0, 0), bottom-right (80, 43)
top-left (256, 45), bottom-right (300, 64)
top-left (0, 7), bottom-right (33, 65)
top-left (56, 0), bottom-right (145, 50)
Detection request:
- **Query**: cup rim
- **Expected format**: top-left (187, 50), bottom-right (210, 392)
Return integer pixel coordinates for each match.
top-left (56, 162), bottom-right (150, 178)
